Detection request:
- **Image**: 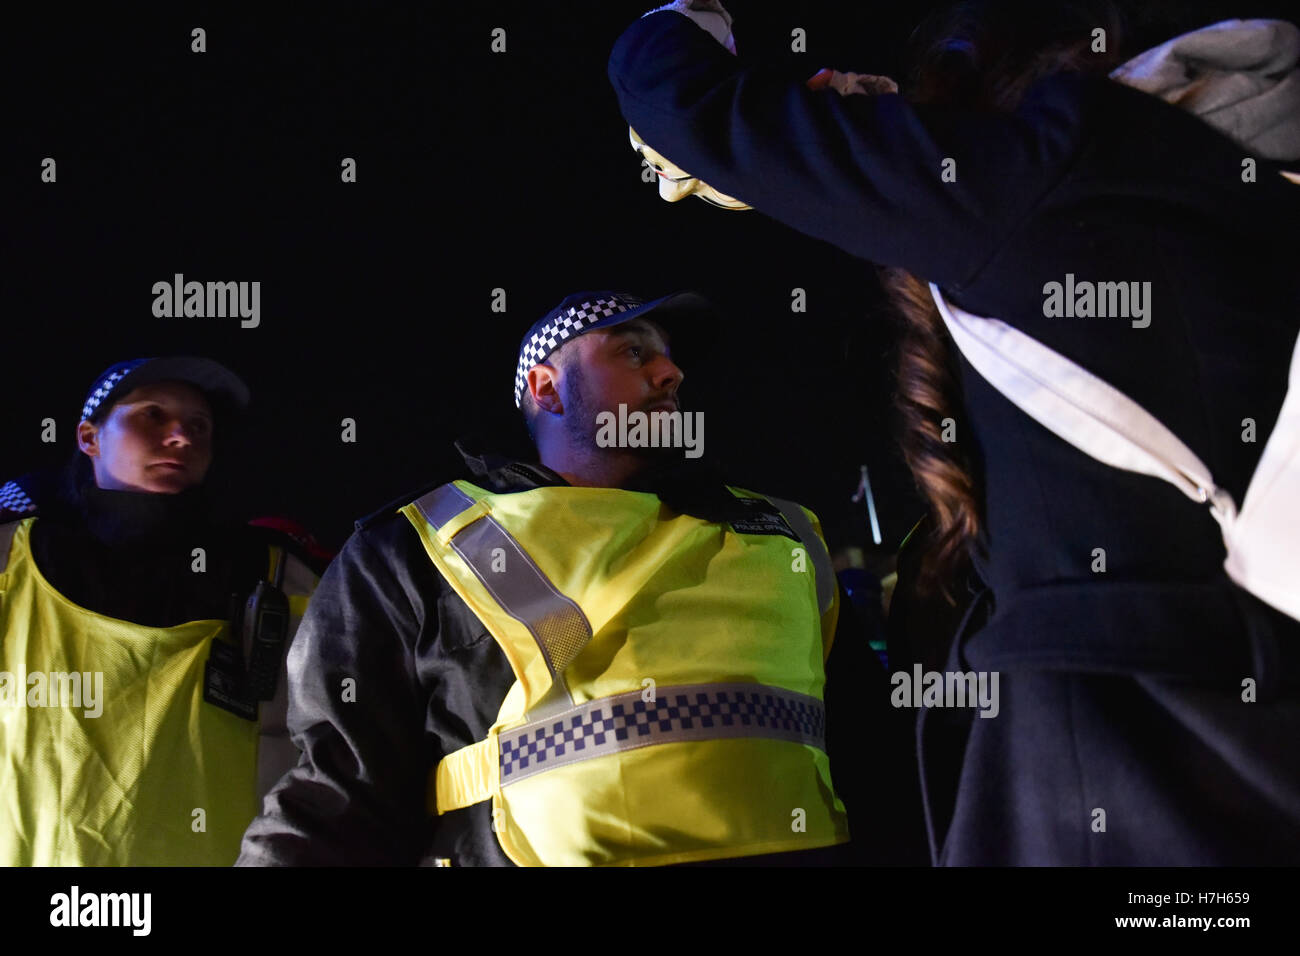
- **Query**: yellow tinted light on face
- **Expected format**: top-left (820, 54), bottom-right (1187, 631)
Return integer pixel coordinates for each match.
top-left (628, 128), bottom-right (751, 211)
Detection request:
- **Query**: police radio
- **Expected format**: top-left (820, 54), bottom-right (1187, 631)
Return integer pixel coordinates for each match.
top-left (206, 545), bottom-right (291, 720)
top-left (242, 549), bottom-right (290, 701)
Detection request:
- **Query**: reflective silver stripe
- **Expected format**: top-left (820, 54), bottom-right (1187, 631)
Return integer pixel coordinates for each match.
top-left (0, 521), bottom-right (17, 575)
top-left (764, 496), bottom-right (835, 617)
top-left (499, 682), bottom-right (827, 786)
top-left (413, 485), bottom-right (593, 701)
top-left (414, 483), bottom-right (477, 532)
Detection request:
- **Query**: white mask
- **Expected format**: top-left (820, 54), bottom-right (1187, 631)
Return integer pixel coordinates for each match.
top-left (628, 127), bottom-right (751, 210)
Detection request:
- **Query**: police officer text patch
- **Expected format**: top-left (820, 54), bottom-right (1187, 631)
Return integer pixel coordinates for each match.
top-left (728, 498), bottom-right (800, 541)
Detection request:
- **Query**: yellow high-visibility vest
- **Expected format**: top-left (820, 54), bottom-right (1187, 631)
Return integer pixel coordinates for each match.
top-left (404, 480), bottom-right (850, 867)
top-left (0, 517), bottom-right (306, 866)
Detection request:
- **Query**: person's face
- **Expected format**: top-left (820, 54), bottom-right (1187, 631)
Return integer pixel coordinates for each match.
top-left (77, 382), bottom-right (214, 493)
top-left (559, 319), bottom-right (685, 452)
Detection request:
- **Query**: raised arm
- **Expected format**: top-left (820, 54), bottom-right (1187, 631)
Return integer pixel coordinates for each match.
top-left (609, 9), bottom-right (1094, 286)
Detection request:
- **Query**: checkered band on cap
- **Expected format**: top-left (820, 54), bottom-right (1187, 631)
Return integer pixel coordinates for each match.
top-left (513, 295), bottom-right (646, 408)
top-left (0, 481), bottom-right (36, 516)
top-left (81, 359), bottom-right (149, 420)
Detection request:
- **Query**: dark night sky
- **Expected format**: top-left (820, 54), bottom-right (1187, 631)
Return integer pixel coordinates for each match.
top-left (8, 1), bottom-right (1277, 554)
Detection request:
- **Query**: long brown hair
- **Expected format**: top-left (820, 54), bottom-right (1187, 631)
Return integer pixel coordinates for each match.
top-left (887, 1), bottom-right (1125, 599)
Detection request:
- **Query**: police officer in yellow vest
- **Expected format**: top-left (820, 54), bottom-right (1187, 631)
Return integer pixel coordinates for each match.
top-left (239, 291), bottom-right (924, 866)
top-left (0, 357), bottom-right (324, 866)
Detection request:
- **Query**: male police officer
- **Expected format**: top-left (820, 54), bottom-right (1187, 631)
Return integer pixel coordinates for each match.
top-left (239, 292), bottom-right (922, 866)
top-left (0, 357), bottom-right (325, 865)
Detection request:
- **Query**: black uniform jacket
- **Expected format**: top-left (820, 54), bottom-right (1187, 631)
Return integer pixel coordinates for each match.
top-left (4, 475), bottom-right (310, 628)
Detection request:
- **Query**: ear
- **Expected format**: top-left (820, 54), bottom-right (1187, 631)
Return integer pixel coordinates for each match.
top-left (77, 419), bottom-right (100, 458)
top-left (527, 364), bottom-right (564, 415)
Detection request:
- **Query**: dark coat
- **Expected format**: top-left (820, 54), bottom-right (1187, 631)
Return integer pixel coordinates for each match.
top-left (610, 11), bottom-right (1300, 864)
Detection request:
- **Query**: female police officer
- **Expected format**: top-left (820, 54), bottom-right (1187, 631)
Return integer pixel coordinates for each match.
top-left (0, 356), bottom-right (325, 865)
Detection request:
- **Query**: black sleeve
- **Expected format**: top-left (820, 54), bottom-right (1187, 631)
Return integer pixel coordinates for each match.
top-left (236, 522), bottom-right (436, 865)
top-left (823, 582), bottom-right (930, 865)
top-left (609, 11), bottom-right (1092, 286)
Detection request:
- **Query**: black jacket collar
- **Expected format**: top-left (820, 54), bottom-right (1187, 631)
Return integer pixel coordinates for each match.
top-left (458, 439), bottom-right (755, 525)
top-left (359, 439), bottom-right (753, 530)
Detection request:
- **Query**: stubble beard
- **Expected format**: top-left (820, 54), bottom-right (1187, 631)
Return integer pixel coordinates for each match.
top-left (561, 363), bottom-right (676, 464)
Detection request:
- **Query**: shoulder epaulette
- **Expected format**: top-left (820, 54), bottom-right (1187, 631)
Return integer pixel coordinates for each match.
top-left (0, 481), bottom-right (39, 521)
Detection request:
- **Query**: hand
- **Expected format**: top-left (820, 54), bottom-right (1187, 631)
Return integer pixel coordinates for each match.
top-left (807, 68), bottom-right (899, 97)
